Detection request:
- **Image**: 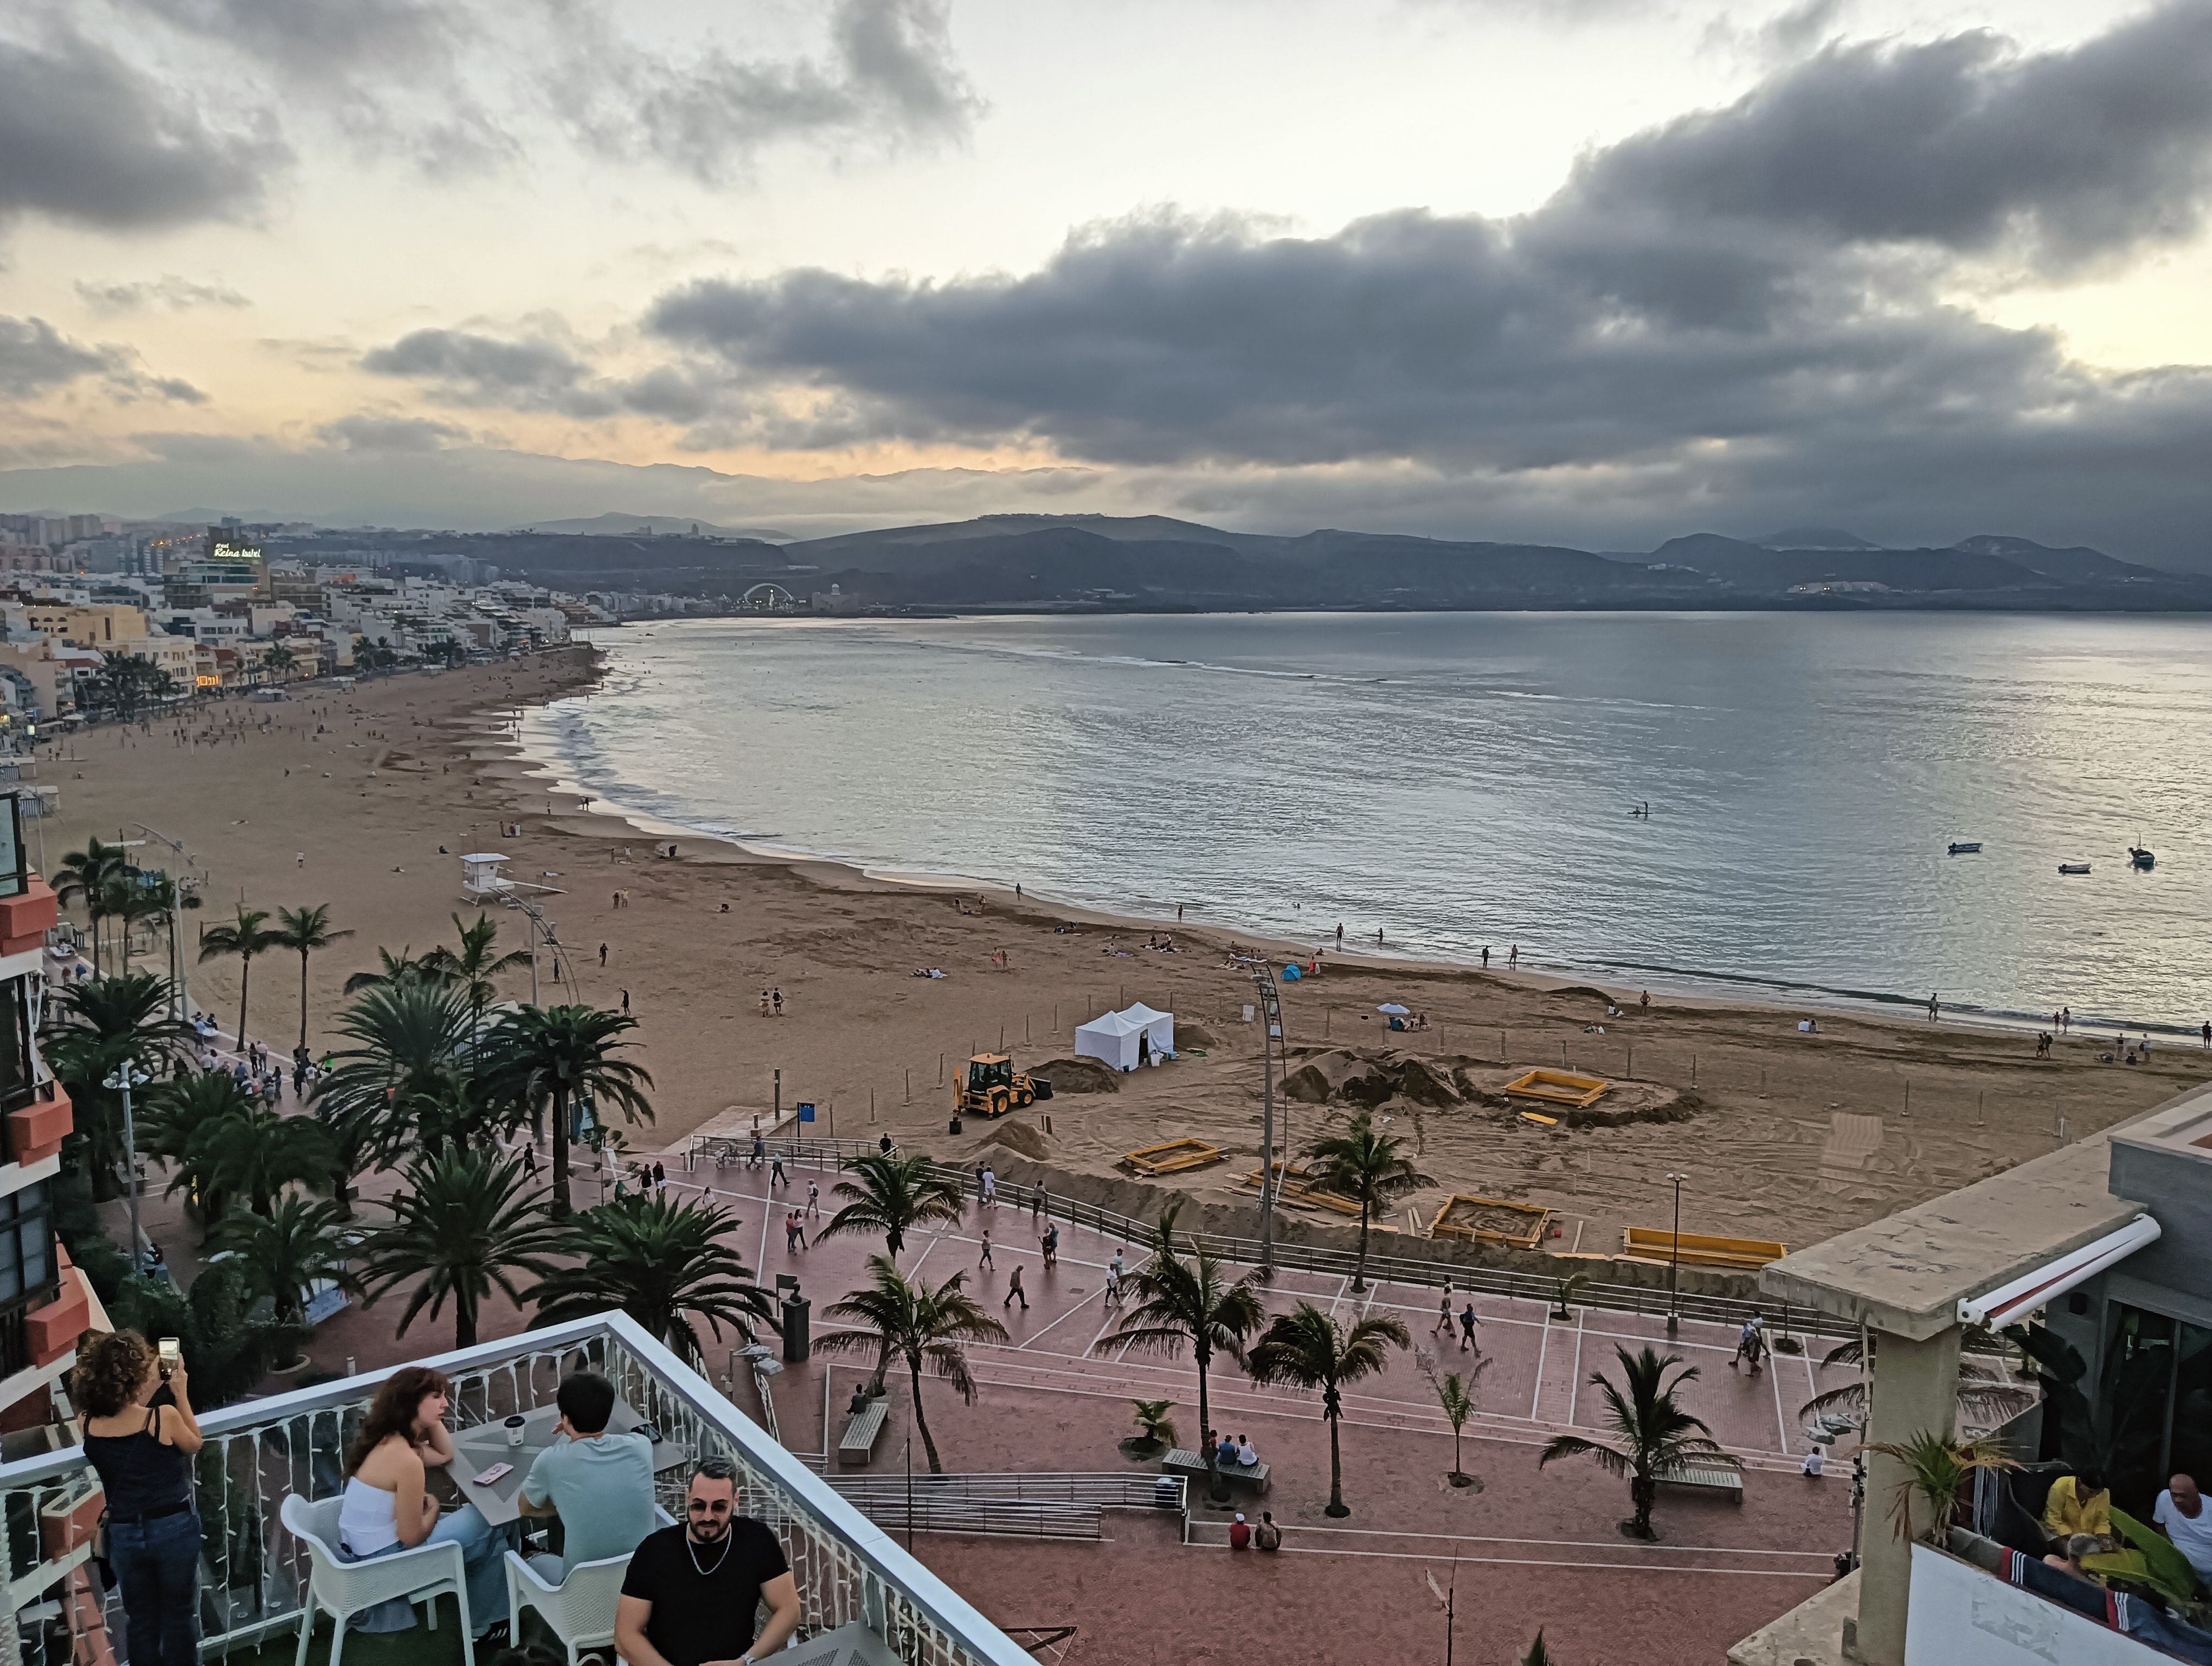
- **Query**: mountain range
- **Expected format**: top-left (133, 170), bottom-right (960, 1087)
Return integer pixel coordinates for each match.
top-left (273, 514), bottom-right (2211, 612)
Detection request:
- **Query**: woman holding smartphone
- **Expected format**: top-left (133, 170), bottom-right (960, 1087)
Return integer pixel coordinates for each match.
top-left (73, 1331), bottom-right (203, 1666)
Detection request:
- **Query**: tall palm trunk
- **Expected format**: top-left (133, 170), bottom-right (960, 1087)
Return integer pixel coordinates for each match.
top-left (1196, 1343), bottom-right (1223, 1503)
top-left (551, 1085), bottom-right (572, 1216)
top-left (297, 950), bottom-right (312, 1054)
top-left (454, 1295), bottom-right (478, 1351)
top-left (236, 957), bottom-right (251, 1054)
top-left (1631, 1471), bottom-right (1656, 1538)
top-left (908, 1353), bottom-right (944, 1473)
top-left (1354, 1196), bottom-right (1371, 1291)
top-left (1324, 1391), bottom-right (1348, 1516)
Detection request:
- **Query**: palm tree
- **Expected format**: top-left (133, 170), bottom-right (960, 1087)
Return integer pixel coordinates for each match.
top-left (312, 980), bottom-right (478, 1170)
top-left (54, 838), bottom-right (130, 972)
top-left (342, 946), bottom-right (433, 996)
top-left (269, 905), bottom-right (352, 1057)
top-left (1306, 1111), bottom-right (1415, 1291)
top-left (818, 1257), bottom-right (1008, 1473)
top-left (138, 1072), bottom-right (255, 1226)
top-left (1093, 1203), bottom-right (1271, 1503)
top-left (419, 914), bottom-right (530, 1054)
top-left (1419, 1344), bottom-right (1492, 1488)
top-left (207, 1193), bottom-right (355, 1328)
top-left (43, 972), bottom-right (191, 1200)
top-left (1866, 1429), bottom-right (2016, 1545)
top-left (99, 873), bottom-right (169, 972)
top-left (1247, 1302), bottom-right (1408, 1517)
top-left (198, 905), bottom-right (278, 1052)
top-left (355, 1150), bottom-right (561, 1350)
top-left (1539, 1345), bottom-right (1738, 1540)
top-left (263, 642), bottom-right (297, 681)
top-left (480, 1004), bottom-right (653, 1216)
top-left (532, 1194), bottom-right (769, 1362)
top-left (1801, 1327), bottom-right (2035, 1431)
top-left (816, 1152), bottom-right (967, 1260)
top-left (197, 1106), bottom-right (334, 1220)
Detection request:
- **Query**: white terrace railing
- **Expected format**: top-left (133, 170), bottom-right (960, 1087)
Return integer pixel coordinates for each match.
top-left (0, 1311), bottom-right (1032, 1666)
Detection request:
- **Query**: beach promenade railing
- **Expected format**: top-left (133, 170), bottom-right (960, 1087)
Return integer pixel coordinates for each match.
top-left (0, 1312), bottom-right (1032, 1666)
top-left (910, 1162), bottom-right (1857, 1342)
top-left (824, 1473), bottom-right (1180, 1541)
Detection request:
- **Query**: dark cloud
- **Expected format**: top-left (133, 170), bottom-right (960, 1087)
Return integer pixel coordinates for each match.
top-left (622, 2), bottom-right (2212, 544)
top-left (129, 0), bottom-right (450, 74)
top-left (549, 0), bottom-right (980, 184)
top-left (359, 326), bottom-right (731, 426)
top-left (0, 318), bottom-right (114, 398)
top-left (0, 315), bottom-right (203, 404)
top-left (1581, 1), bottom-right (2212, 275)
top-left (316, 413), bottom-right (467, 452)
top-left (0, 33), bottom-right (284, 230)
top-left (75, 276), bottom-right (252, 315)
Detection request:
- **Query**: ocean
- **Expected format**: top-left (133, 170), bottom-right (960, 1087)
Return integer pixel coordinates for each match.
top-left (521, 611), bottom-right (2212, 1034)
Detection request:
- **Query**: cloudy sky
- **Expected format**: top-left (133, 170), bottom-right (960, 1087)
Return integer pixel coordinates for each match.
top-left (3, 0), bottom-right (2211, 558)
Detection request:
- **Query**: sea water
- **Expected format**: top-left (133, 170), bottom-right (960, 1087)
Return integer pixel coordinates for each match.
top-left (523, 611), bottom-right (2212, 1033)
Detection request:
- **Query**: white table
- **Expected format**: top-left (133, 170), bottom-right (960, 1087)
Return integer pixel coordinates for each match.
top-left (448, 1401), bottom-right (689, 1528)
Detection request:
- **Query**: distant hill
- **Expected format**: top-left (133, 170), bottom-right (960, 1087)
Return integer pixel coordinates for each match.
top-left (512, 512), bottom-right (796, 541)
top-left (239, 509), bottom-right (2212, 612)
top-left (1752, 528), bottom-right (1883, 550)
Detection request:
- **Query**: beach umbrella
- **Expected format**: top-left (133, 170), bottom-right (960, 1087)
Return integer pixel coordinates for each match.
top-left (1376, 1003), bottom-right (1410, 1015)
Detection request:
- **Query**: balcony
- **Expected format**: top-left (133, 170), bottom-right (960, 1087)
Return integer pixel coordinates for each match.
top-left (0, 1312), bottom-right (1031, 1666)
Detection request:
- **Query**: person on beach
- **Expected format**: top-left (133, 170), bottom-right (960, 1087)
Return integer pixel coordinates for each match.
top-left (760, 989), bottom-right (771, 1016)
top-left (1004, 1265), bottom-right (1027, 1311)
top-left (1927, 993), bottom-right (1941, 1023)
top-left (1481, 946), bottom-right (1489, 967)
top-left (1508, 945), bottom-right (1518, 967)
top-left (599, 943), bottom-right (608, 966)
top-left (772, 988), bottom-right (783, 1015)
top-left (2062, 1007), bottom-right (2072, 1034)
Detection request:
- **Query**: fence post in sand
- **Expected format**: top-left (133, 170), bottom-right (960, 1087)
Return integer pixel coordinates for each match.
top-left (1626, 1043), bottom-right (1633, 1079)
top-left (1561, 1041), bottom-right (1568, 1068)
top-left (1026, 1015), bottom-right (1031, 1044)
top-left (1690, 1053), bottom-right (1697, 1087)
top-left (1902, 1078), bottom-right (1911, 1116)
top-left (938, 1053), bottom-right (944, 1087)
top-left (1000, 1023), bottom-right (1005, 1052)
top-left (905, 1069), bottom-right (911, 1105)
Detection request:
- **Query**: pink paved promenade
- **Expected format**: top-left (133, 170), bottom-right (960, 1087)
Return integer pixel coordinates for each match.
top-left (270, 1143), bottom-right (1862, 1664)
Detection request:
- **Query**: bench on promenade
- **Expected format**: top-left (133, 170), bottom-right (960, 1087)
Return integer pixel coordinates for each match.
top-left (838, 1401), bottom-right (889, 1466)
top-left (1656, 1462), bottom-right (1743, 1504)
top-left (1162, 1449), bottom-right (1270, 1491)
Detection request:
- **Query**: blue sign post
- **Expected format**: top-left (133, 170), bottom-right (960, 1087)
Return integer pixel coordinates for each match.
top-left (796, 1101), bottom-right (816, 1124)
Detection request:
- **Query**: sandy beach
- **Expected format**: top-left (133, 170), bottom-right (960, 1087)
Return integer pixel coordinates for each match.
top-left (43, 645), bottom-right (2212, 1264)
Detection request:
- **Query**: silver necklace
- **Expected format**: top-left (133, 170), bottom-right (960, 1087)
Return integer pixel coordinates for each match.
top-left (686, 1526), bottom-right (734, 1578)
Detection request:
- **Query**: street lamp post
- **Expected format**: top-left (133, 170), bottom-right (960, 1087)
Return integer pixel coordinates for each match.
top-left (104, 1063), bottom-right (151, 1266)
top-left (1250, 964), bottom-right (1285, 1266)
top-left (1665, 1171), bottom-right (1686, 1334)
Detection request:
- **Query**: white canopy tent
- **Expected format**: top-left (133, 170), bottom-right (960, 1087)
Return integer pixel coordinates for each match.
top-left (1073, 1003), bottom-right (1176, 1072)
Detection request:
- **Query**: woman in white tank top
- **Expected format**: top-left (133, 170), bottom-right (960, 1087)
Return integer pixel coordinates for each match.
top-left (333, 1367), bottom-right (511, 1641)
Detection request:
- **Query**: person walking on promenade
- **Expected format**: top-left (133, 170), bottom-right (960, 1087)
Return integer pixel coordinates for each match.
top-left (1434, 1284), bottom-right (1455, 1336)
top-left (806, 1180), bottom-right (820, 1219)
top-left (1004, 1265), bottom-right (1027, 1311)
top-left (1041, 1223), bottom-right (1058, 1268)
top-left (978, 1228), bottom-right (994, 1270)
top-left (1458, 1303), bottom-right (1480, 1351)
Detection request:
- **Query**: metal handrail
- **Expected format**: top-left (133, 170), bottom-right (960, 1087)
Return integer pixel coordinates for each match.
top-left (913, 1161), bottom-right (1850, 1339)
top-left (828, 1472), bottom-right (1179, 1509)
top-left (0, 1312), bottom-right (1035, 1666)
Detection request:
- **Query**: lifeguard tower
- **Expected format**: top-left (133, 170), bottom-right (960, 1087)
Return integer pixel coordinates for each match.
top-left (461, 852), bottom-right (517, 903)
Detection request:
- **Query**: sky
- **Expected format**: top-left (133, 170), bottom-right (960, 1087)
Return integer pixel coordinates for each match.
top-left (3, 0), bottom-right (2212, 560)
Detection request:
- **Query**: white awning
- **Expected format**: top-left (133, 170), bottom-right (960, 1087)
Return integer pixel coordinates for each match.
top-left (1956, 1214), bottom-right (2162, 1329)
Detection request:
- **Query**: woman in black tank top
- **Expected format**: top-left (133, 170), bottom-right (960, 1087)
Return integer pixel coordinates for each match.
top-left (74, 1330), bottom-right (204, 1666)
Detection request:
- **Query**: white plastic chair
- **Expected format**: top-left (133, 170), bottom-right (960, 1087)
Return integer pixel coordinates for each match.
top-left (504, 1504), bottom-right (673, 1664)
top-left (280, 1493), bottom-right (473, 1666)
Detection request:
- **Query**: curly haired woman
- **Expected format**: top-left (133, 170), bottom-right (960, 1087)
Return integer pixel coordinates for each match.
top-left (74, 1330), bottom-right (203, 1666)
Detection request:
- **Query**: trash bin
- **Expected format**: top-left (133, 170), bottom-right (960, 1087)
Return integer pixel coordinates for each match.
top-left (780, 1291), bottom-right (811, 1363)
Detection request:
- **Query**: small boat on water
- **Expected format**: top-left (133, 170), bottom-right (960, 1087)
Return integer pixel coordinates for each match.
top-left (2129, 843), bottom-right (2155, 870)
top-left (1948, 841), bottom-right (1982, 855)
top-left (2059, 862), bottom-right (2092, 876)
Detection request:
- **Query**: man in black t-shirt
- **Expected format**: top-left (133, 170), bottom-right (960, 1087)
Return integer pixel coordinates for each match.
top-left (616, 1457), bottom-right (800, 1666)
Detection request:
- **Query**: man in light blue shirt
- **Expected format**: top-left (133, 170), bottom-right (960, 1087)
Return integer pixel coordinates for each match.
top-left (518, 1372), bottom-right (658, 1582)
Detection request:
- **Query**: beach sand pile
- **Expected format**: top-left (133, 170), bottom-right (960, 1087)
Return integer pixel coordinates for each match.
top-left (44, 646), bottom-right (2212, 1264)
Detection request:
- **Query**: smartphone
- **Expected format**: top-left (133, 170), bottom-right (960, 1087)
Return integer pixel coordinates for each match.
top-left (471, 1462), bottom-right (514, 1487)
top-left (157, 1338), bottom-right (182, 1377)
